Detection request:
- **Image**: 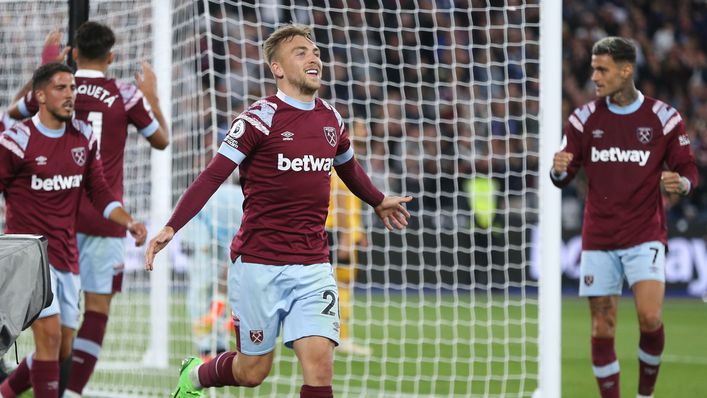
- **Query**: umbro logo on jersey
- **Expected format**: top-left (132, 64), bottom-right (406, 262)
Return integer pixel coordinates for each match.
top-left (35, 156), bottom-right (47, 166)
top-left (636, 127), bottom-right (653, 144)
top-left (71, 147), bottom-right (86, 166)
top-left (281, 131), bottom-right (294, 141)
top-left (31, 174), bottom-right (83, 191)
top-left (592, 129), bottom-right (604, 139)
top-left (323, 126), bottom-right (337, 147)
top-left (591, 147), bottom-right (650, 166)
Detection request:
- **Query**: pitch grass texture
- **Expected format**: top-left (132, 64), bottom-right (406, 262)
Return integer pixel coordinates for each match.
top-left (16, 296), bottom-right (707, 397)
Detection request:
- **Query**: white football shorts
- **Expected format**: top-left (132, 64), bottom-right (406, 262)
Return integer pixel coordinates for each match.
top-left (39, 265), bottom-right (81, 329)
top-left (579, 240), bottom-right (665, 296)
top-left (228, 257), bottom-right (340, 355)
top-left (77, 233), bottom-right (125, 294)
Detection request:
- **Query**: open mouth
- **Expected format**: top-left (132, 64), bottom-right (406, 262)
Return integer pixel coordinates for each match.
top-left (305, 68), bottom-right (319, 76)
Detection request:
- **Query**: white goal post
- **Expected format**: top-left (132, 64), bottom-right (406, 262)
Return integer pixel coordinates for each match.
top-left (0, 1), bottom-right (562, 397)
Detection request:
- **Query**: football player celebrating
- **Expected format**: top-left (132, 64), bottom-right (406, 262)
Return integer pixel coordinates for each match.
top-left (146, 24), bottom-right (412, 398)
top-left (552, 37), bottom-right (697, 398)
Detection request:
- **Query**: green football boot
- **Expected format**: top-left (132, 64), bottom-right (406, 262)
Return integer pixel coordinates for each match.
top-left (171, 357), bottom-right (204, 397)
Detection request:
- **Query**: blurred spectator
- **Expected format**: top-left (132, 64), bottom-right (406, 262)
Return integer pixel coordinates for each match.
top-left (189, 0), bottom-right (704, 233)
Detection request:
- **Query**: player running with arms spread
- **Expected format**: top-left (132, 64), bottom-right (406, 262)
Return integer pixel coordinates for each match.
top-left (145, 24), bottom-right (412, 398)
top-left (551, 37), bottom-right (697, 398)
top-left (0, 63), bottom-right (146, 398)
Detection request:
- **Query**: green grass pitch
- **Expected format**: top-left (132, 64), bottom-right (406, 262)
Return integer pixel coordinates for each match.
top-left (16, 294), bottom-right (707, 397)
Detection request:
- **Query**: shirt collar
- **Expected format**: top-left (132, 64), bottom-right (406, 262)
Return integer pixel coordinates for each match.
top-left (276, 90), bottom-right (315, 111)
top-left (75, 69), bottom-right (105, 78)
top-left (605, 91), bottom-right (644, 115)
top-left (32, 114), bottom-right (65, 138)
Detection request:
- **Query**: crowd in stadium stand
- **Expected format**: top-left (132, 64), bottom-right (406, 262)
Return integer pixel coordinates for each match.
top-left (198, 1), bottom-right (539, 231)
top-left (562, 0), bottom-right (707, 230)
top-left (196, 1), bottom-right (707, 231)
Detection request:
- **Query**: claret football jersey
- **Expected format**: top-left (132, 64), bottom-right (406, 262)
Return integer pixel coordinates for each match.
top-left (0, 115), bottom-right (119, 273)
top-left (553, 92), bottom-right (697, 250)
top-left (18, 69), bottom-right (159, 237)
top-left (217, 91), bottom-right (355, 265)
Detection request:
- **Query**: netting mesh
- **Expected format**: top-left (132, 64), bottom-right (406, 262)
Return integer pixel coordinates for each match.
top-left (0, 1), bottom-right (542, 397)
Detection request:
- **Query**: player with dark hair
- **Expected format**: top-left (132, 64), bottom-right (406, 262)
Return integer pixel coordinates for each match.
top-left (145, 23), bottom-right (412, 398)
top-left (551, 36), bottom-right (698, 398)
top-left (8, 21), bottom-right (168, 398)
top-left (0, 63), bottom-right (147, 398)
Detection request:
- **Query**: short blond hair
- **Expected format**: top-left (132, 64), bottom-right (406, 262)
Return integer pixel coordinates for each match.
top-left (263, 23), bottom-right (313, 64)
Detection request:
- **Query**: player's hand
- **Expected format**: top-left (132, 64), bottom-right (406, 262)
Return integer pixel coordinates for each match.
top-left (42, 30), bottom-right (70, 65)
top-left (135, 62), bottom-right (157, 99)
top-left (145, 226), bottom-right (175, 271)
top-left (127, 220), bottom-right (147, 247)
top-left (374, 196), bottom-right (413, 231)
top-left (661, 171), bottom-right (688, 194)
top-left (552, 151), bottom-right (573, 176)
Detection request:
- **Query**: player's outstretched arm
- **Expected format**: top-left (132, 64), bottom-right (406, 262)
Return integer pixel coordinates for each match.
top-left (145, 226), bottom-right (175, 271)
top-left (145, 154), bottom-right (238, 270)
top-left (374, 196), bottom-right (413, 231)
top-left (135, 62), bottom-right (169, 149)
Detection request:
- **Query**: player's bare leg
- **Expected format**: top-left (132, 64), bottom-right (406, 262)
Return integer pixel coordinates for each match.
top-left (293, 336), bottom-right (334, 398)
top-left (633, 280), bottom-right (665, 397)
top-left (228, 351), bottom-right (273, 387)
top-left (65, 292), bottom-right (113, 397)
top-left (0, 315), bottom-right (61, 398)
top-left (172, 349), bottom-right (273, 397)
top-left (589, 295), bottom-right (620, 398)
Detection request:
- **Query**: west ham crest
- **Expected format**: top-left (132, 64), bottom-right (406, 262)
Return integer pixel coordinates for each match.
top-left (584, 275), bottom-right (594, 287)
top-left (323, 126), bottom-right (337, 147)
top-left (71, 147), bottom-right (86, 166)
top-left (249, 330), bottom-right (264, 345)
top-left (636, 127), bottom-right (653, 144)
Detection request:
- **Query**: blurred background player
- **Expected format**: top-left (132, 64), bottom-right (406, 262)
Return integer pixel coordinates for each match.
top-left (326, 118), bottom-right (371, 357)
top-left (0, 62), bottom-right (147, 398)
top-left (9, 22), bottom-right (169, 397)
top-left (551, 37), bottom-right (697, 398)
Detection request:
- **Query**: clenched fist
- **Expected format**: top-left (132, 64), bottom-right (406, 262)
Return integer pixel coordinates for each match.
top-left (552, 151), bottom-right (574, 176)
top-left (661, 171), bottom-right (689, 195)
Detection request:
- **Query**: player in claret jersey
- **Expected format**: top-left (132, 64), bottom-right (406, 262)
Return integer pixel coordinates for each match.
top-left (8, 22), bottom-right (170, 398)
top-left (0, 63), bottom-right (147, 398)
top-left (551, 37), bottom-right (698, 398)
top-left (145, 24), bottom-right (412, 398)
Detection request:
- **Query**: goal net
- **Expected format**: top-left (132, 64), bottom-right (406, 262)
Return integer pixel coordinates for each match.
top-left (0, 1), bottom-right (543, 397)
